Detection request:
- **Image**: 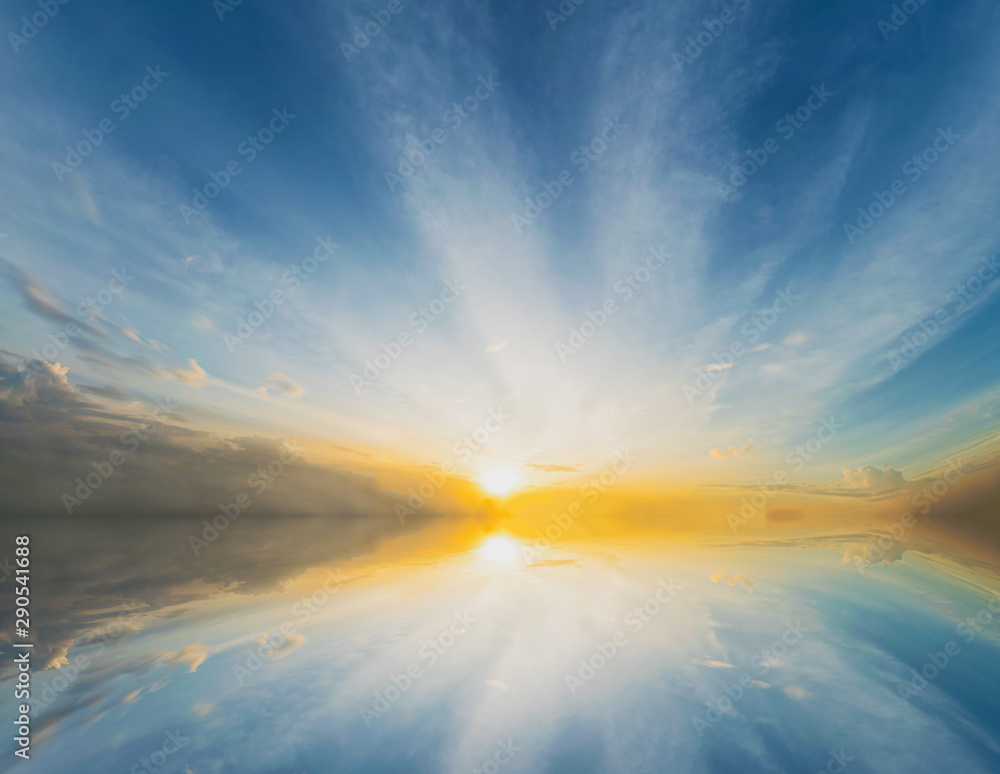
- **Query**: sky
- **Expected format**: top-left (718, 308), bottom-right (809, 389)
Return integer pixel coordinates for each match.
top-left (3, 0), bottom-right (1000, 769)
top-left (2, 0), bottom-right (1000, 493)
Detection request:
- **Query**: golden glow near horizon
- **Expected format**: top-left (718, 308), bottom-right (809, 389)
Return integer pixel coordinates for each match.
top-left (478, 468), bottom-right (522, 497)
top-left (477, 535), bottom-right (523, 564)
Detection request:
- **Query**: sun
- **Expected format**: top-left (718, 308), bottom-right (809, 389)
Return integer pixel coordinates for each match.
top-left (479, 469), bottom-right (521, 497)
top-left (477, 535), bottom-right (523, 564)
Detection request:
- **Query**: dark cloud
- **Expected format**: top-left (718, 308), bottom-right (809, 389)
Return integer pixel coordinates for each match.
top-left (0, 358), bottom-right (451, 671)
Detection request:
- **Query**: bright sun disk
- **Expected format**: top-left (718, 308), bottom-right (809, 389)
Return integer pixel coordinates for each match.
top-left (479, 469), bottom-right (521, 496)
top-left (477, 535), bottom-right (522, 564)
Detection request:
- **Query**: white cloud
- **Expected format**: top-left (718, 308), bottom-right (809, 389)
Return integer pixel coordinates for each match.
top-left (841, 539), bottom-right (907, 569)
top-left (711, 439), bottom-right (753, 459)
top-left (693, 658), bottom-right (734, 668)
top-left (727, 439), bottom-right (754, 457)
top-left (165, 643), bottom-right (208, 673)
top-left (698, 363), bottom-right (734, 373)
top-left (710, 573), bottom-right (754, 592)
top-left (259, 632), bottom-right (306, 660)
top-left (167, 359), bottom-right (208, 388)
top-left (0, 360), bottom-right (73, 407)
top-left (193, 701), bottom-right (214, 716)
top-left (840, 464), bottom-right (906, 491)
top-left (261, 371), bottom-right (305, 399)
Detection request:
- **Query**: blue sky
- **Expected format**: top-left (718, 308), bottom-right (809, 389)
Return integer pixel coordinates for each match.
top-left (2, 0), bottom-right (1000, 490)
